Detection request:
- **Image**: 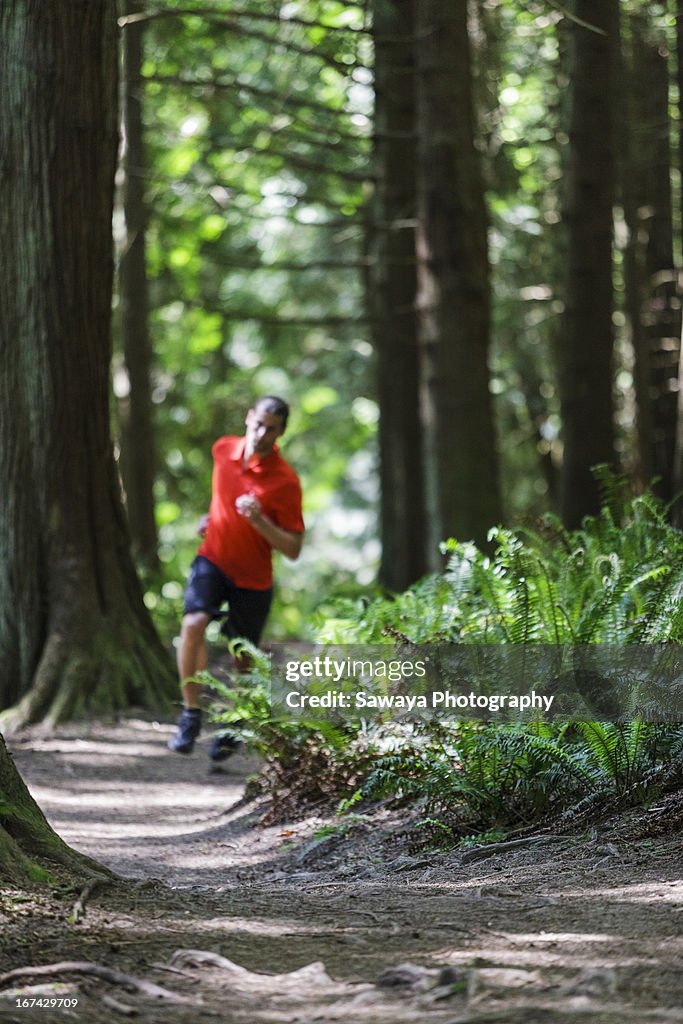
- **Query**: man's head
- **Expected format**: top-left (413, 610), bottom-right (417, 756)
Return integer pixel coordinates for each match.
top-left (244, 396), bottom-right (290, 459)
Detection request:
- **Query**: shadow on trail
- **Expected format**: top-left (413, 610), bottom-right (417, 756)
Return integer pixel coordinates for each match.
top-left (4, 718), bottom-right (683, 1023)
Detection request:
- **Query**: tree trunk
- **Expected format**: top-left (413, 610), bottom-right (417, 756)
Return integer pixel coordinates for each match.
top-left (0, 737), bottom-right (105, 884)
top-left (558, 0), bottom-right (619, 528)
top-left (370, 0), bottom-right (428, 590)
top-left (674, 1), bottom-right (683, 518)
top-left (118, 0), bottom-right (160, 571)
top-left (622, 13), bottom-right (680, 501)
top-left (0, 0), bottom-right (175, 730)
top-left (415, 0), bottom-right (501, 559)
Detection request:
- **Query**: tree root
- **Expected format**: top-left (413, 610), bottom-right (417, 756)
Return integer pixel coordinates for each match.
top-left (99, 993), bottom-right (139, 1017)
top-left (0, 962), bottom-right (189, 1003)
top-left (71, 875), bottom-right (112, 923)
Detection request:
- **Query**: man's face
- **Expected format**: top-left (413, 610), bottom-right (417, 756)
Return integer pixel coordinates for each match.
top-left (244, 406), bottom-right (284, 458)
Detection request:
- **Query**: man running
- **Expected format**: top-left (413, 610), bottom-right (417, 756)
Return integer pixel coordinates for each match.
top-left (168, 396), bottom-right (304, 757)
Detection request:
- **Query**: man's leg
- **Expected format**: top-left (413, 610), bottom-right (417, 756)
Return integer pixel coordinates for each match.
top-left (168, 611), bottom-right (211, 754)
top-left (210, 584), bottom-right (273, 762)
top-left (177, 610), bottom-right (211, 708)
top-left (169, 555), bottom-right (228, 754)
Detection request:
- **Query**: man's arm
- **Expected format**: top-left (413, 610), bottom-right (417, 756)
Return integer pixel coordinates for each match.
top-left (235, 494), bottom-right (303, 560)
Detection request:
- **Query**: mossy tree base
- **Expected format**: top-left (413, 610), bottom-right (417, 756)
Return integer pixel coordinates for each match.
top-left (0, 736), bottom-right (110, 886)
top-left (0, 615), bottom-right (175, 735)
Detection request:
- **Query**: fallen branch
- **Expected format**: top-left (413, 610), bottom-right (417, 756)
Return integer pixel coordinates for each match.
top-left (0, 963), bottom-right (187, 1003)
top-left (461, 835), bottom-right (565, 864)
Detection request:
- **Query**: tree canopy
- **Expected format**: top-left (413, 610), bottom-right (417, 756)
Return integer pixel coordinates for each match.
top-left (110, 0), bottom-right (683, 623)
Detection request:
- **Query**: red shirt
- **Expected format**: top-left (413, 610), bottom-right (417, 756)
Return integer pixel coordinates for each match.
top-left (198, 436), bottom-right (304, 589)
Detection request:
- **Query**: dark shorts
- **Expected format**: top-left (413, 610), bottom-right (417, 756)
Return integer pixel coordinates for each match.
top-left (182, 555), bottom-right (273, 646)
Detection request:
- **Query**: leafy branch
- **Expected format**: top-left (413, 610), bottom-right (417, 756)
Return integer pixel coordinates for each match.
top-left (120, 7), bottom-right (365, 76)
top-left (120, 4), bottom-right (370, 36)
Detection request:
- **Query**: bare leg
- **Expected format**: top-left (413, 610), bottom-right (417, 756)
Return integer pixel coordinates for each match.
top-left (177, 611), bottom-right (210, 708)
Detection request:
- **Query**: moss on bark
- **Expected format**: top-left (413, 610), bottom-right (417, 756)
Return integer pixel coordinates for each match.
top-left (0, 736), bottom-right (110, 885)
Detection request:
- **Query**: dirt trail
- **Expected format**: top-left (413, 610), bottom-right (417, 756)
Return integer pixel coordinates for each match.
top-left (2, 717), bottom-right (683, 1023)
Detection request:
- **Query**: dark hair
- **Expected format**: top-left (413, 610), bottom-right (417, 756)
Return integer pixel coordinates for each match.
top-left (254, 395), bottom-right (290, 430)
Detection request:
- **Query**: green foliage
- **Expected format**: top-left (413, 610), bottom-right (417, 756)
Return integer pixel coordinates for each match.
top-left (209, 490), bottom-right (683, 837)
top-left (26, 863), bottom-right (56, 885)
top-left (319, 486), bottom-right (683, 646)
top-left (572, 720), bottom-right (678, 798)
top-left (206, 641), bottom-right (372, 822)
top-left (362, 720), bottom-right (585, 828)
top-left (118, 1), bottom-right (377, 638)
top-left (482, 1), bottom-right (565, 519)
top-left (127, 0), bottom-right (683, 832)
top-left (362, 717), bottom-right (680, 839)
top-left (123, 1), bottom-right (683, 644)
top-left (458, 829), bottom-right (508, 849)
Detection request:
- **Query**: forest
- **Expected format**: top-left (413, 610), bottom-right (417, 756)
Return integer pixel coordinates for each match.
top-left (1, 1), bottom-right (683, 1021)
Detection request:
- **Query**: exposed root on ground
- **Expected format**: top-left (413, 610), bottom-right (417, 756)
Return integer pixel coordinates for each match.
top-left (0, 961), bottom-right (190, 1003)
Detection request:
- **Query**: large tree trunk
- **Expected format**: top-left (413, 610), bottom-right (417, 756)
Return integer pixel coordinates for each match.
top-left (118, 0), bottom-right (160, 572)
top-left (558, 0), bottom-right (619, 528)
top-left (370, 0), bottom-right (428, 590)
top-left (0, 737), bottom-right (105, 884)
top-left (622, 13), bottom-right (680, 502)
top-left (415, 0), bottom-right (501, 560)
top-left (674, 1), bottom-right (683, 517)
top-left (0, 0), bottom-right (175, 730)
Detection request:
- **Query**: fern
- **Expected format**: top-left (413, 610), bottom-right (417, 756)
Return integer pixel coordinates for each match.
top-left (573, 720), bottom-right (674, 797)
top-left (209, 486), bottom-right (683, 828)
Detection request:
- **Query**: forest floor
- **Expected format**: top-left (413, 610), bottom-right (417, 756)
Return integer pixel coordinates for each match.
top-left (1, 716), bottom-right (683, 1024)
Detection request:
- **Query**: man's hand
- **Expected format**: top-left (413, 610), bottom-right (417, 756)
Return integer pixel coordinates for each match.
top-left (236, 492), bottom-right (302, 560)
top-left (235, 492), bottom-right (263, 522)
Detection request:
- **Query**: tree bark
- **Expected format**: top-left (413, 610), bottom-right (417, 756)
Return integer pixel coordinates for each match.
top-left (558, 0), bottom-right (619, 528)
top-left (415, 0), bottom-right (501, 559)
top-left (670, 1), bottom-right (683, 518)
top-left (370, 0), bottom-right (428, 590)
top-left (622, 13), bottom-right (680, 502)
top-left (118, 0), bottom-right (160, 571)
top-left (0, 0), bottom-right (175, 729)
top-left (0, 736), bottom-right (106, 884)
